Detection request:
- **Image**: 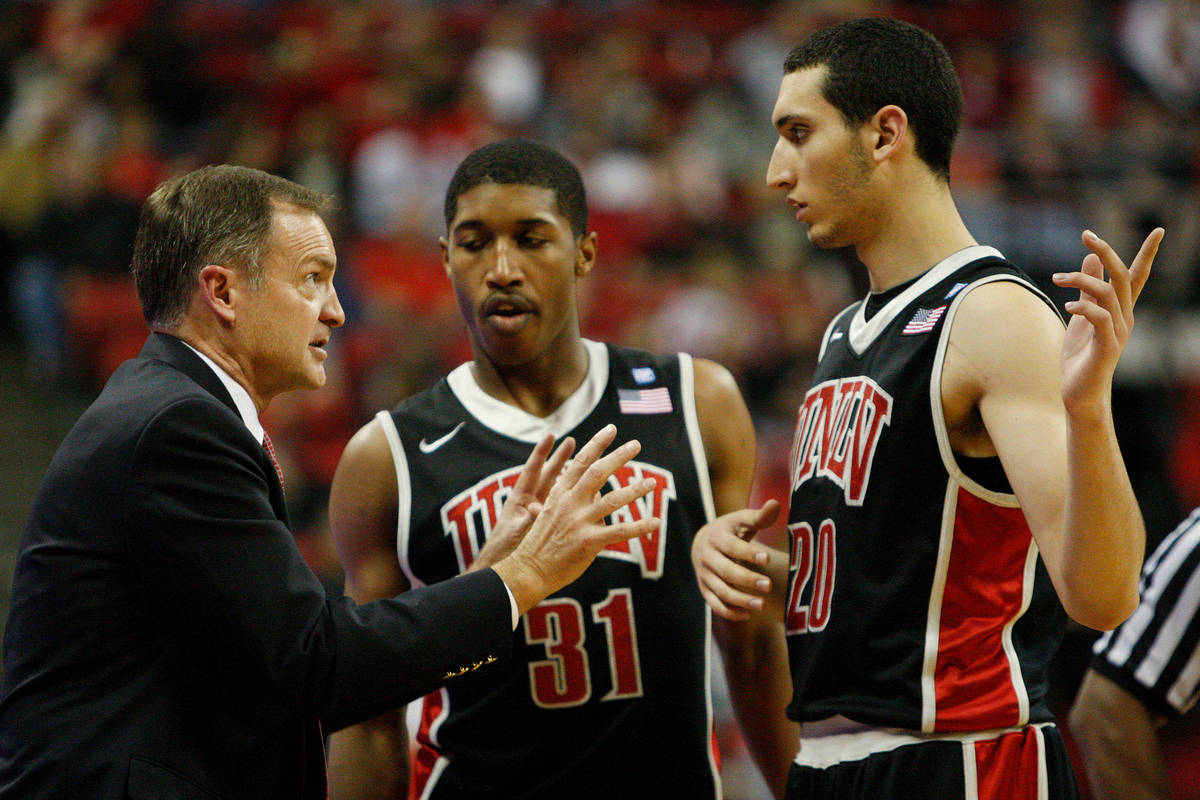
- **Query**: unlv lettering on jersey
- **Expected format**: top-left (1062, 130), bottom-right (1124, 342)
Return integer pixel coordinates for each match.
top-left (441, 460), bottom-right (675, 579)
top-left (789, 377), bottom-right (893, 506)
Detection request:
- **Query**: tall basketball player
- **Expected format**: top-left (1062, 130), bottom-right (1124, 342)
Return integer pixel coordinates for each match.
top-left (689, 17), bottom-right (1165, 800)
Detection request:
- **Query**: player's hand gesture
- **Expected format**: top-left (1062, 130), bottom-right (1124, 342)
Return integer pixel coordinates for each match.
top-left (1053, 228), bottom-right (1163, 415)
top-left (493, 424), bottom-right (660, 615)
top-left (691, 500), bottom-right (781, 621)
top-left (470, 434), bottom-right (576, 572)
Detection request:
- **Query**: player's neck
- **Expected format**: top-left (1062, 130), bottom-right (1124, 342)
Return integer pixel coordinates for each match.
top-left (856, 176), bottom-right (977, 292)
top-left (471, 336), bottom-right (590, 418)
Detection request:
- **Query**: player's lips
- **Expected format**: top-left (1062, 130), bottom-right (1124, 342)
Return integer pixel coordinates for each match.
top-left (481, 293), bottom-right (535, 333)
top-left (309, 335), bottom-right (330, 358)
top-left (787, 197), bottom-right (808, 221)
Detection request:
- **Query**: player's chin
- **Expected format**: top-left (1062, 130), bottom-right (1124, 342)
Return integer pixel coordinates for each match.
top-left (806, 225), bottom-right (843, 250)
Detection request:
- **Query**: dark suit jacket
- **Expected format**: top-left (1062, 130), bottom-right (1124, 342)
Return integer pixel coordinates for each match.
top-left (0, 333), bottom-right (513, 799)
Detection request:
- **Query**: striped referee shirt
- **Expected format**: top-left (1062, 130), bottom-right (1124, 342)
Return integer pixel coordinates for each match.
top-left (1091, 507), bottom-right (1200, 716)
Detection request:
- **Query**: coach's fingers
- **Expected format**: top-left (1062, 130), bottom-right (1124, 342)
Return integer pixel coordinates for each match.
top-left (536, 437), bottom-right (576, 500)
top-left (567, 439), bottom-right (642, 501)
top-left (592, 516), bottom-right (661, 550)
top-left (588, 477), bottom-right (655, 521)
top-left (511, 433), bottom-right (556, 499)
top-left (553, 424), bottom-right (619, 491)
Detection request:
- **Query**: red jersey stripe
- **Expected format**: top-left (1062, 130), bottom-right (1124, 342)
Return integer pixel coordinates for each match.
top-left (934, 490), bottom-right (1034, 730)
top-left (971, 726), bottom-right (1046, 800)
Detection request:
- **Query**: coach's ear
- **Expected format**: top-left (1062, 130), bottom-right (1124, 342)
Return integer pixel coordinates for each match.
top-left (575, 231), bottom-right (598, 277)
top-left (198, 264), bottom-right (237, 324)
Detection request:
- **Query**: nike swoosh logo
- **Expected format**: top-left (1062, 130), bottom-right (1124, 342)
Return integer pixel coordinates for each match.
top-left (830, 331), bottom-right (844, 340)
top-left (419, 422), bottom-right (466, 453)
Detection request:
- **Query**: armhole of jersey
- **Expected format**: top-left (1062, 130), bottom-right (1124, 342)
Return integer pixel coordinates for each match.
top-left (679, 353), bottom-right (717, 523)
top-left (374, 410), bottom-right (423, 588)
top-left (677, 352), bottom-right (723, 791)
top-left (929, 274), bottom-right (1055, 508)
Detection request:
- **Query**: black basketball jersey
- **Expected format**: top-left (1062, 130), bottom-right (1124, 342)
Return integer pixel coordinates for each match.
top-left (380, 340), bottom-right (721, 799)
top-left (784, 246), bottom-right (1067, 733)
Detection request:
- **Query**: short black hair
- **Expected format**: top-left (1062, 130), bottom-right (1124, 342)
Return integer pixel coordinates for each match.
top-left (132, 165), bottom-right (331, 329)
top-left (784, 17), bottom-right (962, 181)
top-left (444, 138), bottom-right (588, 236)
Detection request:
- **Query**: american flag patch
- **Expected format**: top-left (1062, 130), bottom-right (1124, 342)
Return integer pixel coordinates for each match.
top-left (902, 305), bottom-right (947, 335)
top-left (618, 387), bottom-right (672, 414)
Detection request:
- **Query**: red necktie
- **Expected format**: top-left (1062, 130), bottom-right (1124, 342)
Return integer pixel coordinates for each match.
top-left (262, 432), bottom-right (285, 492)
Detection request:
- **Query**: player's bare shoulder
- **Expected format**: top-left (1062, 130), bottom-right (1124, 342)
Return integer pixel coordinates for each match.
top-left (940, 280), bottom-right (1065, 453)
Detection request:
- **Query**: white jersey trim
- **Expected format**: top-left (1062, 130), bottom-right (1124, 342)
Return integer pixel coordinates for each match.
top-left (677, 352), bottom-right (722, 793)
top-left (922, 481), bottom-right (959, 731)
top-left (930, 271), bottom-right (1055, 508)
top-left (921, 256), bottom-right (1056, 732)
top-left (847, 245), bottom-right (1004, 355)
top-left (679, 353), bottom-right (717, 524)
top-left (445, 339), bottom-right (609, 442)
top-left (794, 715), bottom-right (1056, 769)
top-left (415, 687), bottom-right (452, 800)
top-left (376, 409), bottom-right (424, 589)
top-left (1002, 544), bottom-right (1037, 727)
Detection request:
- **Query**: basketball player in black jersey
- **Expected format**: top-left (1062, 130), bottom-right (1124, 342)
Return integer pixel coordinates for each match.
top-left (325, 138), bottom-right (796, 799)
top-left (690, 17), bottom-right (1165, 800)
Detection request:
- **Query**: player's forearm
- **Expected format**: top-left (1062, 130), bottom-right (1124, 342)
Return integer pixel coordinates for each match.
top-left (715, 617), bottom-right (798, 796)
top-left (1060, 408), bottom-right (1144, 630)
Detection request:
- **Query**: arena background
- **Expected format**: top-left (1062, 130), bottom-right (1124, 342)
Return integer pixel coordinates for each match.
top-left (0, 1), bottom-right (1197, 797)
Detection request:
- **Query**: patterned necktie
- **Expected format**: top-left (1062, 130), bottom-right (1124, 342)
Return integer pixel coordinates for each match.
top-left (262, 431), bottom-right (285, 492)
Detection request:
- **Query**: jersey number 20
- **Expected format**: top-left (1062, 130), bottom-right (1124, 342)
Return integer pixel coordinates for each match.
top-left (787, 520), bottom-right (836, 634)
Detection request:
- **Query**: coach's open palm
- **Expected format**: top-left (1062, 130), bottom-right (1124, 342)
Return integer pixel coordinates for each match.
top-left (469, 434), bottom-right (576, 572)
top-left (492, 424), bottom-right (660, 616)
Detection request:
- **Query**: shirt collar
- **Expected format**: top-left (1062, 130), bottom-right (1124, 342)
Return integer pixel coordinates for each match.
top-left (180, 341), bottom-right (265, 444)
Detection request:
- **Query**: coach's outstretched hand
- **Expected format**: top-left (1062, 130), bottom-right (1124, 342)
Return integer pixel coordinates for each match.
top-left (492, 424), bottom-right (659, 616)
top-left (470, 433), bottom-right (577, 573)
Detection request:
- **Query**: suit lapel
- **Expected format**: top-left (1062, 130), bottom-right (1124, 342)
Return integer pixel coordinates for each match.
top-left (137, 333), bottom-right (290, 522)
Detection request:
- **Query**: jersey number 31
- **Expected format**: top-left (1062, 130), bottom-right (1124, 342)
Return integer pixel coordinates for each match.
top-left (523, 588), bottom-right (643, 708)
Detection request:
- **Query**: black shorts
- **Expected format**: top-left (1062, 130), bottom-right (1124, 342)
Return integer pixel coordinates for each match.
top-left (784, 724), bottom-right (1079, 800)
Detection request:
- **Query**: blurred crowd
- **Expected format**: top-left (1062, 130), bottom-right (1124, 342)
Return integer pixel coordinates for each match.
top-left (1, 1), bottom-right (1199, 795)
top-left (2, 0), bottom-right (1199, 608)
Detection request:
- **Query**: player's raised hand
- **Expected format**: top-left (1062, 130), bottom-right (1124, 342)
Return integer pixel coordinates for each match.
top-left (1053, 228), bottom-right (1163, 415)
top-left (692, 500), bottom-right (781, 621)
top-left (492, 424), bottom-right (659, 615)
top-left (470, 433), bottom-right (576, 572)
